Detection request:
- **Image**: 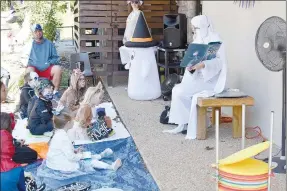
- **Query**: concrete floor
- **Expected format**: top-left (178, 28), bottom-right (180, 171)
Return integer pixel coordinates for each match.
top-left (103, 76), bottom-right (286, 191)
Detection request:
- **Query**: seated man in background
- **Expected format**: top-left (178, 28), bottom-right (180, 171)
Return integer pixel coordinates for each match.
top-left (25, 24), bottom-right (62, 100)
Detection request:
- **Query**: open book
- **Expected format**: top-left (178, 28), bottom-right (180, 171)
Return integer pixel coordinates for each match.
top-left (180, 42), bottom-right (222, 67)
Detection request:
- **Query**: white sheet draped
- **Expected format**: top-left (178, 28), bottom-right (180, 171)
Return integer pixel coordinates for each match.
top-left (119, 46), bottom-right (161, 101)
top-left (168, 15), bottom-right (227, 139)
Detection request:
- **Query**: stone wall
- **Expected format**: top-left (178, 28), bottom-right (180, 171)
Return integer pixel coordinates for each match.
top-left (176, 1), bottom-right (198, 43)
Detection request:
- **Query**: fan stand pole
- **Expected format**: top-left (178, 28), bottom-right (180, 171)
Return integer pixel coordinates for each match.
top-left (267, 111), bottom-right (274, 191)
top-left (272, 63), bottom-right (287, 174)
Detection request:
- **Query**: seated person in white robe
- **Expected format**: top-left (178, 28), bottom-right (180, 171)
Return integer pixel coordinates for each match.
top-left (163, 15), bottom-right (227, 139)
top-left (123, 0), bottom-right (143, 44)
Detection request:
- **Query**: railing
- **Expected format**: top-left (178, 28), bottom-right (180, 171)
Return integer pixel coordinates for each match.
top-left (55, 25), bottom-right (74, 45)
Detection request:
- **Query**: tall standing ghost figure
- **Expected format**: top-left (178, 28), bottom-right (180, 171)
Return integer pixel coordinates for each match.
top-left (119, 10), bottom-right (161, 101)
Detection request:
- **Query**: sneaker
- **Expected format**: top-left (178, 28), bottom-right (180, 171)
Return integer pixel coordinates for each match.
top-left (100, 148), bottom-right (113, 158)
top-left (111, 159), bottom-right (122, 171)
top-left (53, 91), bottom-right (61, 101)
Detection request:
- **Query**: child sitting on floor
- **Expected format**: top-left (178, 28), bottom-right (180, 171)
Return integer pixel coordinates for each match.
top-left (0, 112), bottom-right (45, 191)
top-left (27, 79), bottom-right (54, 135)
top-left (68, 83), bottom-right (114, 142)
top-left (1, 82), bottom-right (38, 164)
top-left (19, 72), bottom-right (39, 119)
top-left (45, 112), bottom-right (122, 173)
top-left (27, 80), bottom-right (54, 120)
top-left (59, 68), bottom-right (86, 117)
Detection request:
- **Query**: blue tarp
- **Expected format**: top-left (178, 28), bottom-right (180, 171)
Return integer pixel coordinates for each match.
top-left (24, 137), bottom-right (159, 191)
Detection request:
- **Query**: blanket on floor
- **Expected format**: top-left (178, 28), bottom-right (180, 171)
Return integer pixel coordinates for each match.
top-left (24, 137), bottom-right (159, 191)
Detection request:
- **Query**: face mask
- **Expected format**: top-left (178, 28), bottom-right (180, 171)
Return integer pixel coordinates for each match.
top-left (42, 86), bottom-right (53, 100)
top-left (28, 72), bottom-right (39, 88)
top-left (43, 93), bottom-right (53, 100)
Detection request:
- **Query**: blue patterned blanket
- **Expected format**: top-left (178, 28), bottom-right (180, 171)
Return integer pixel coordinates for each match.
top-left (24, 137), bottom-right (159, 191)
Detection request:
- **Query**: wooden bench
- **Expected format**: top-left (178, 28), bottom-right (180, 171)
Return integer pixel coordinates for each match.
top-left (196, 96), bottom-right (255, 140)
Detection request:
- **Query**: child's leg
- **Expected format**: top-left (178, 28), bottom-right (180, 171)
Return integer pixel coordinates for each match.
top-left (30, 121), bottom-right (53, 135)
top-left (91, 159), bottom-right (113, 170)
top-left (91, 158), bottom-right (122, 171)
top-left (92, 148), bottom-right (113, 160)
top-left (13, 146), bottom-right (38, 164)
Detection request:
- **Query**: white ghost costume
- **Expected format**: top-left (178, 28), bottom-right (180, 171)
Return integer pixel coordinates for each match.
top-left (119, 8), bottom-right (161, 100)
top-left (164, 15), bottom-right (227, 139)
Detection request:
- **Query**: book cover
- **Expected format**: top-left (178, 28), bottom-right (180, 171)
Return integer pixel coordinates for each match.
top-left (180, 42), bottom-right (222, 67)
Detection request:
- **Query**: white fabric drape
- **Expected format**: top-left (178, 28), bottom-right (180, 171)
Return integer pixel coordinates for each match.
top-left (168, 15), bottom-right (227, 139)
top-left (119, 46), bottom-right (161, 100)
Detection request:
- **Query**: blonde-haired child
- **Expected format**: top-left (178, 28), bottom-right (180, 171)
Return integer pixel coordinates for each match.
top-left (46, 111), bottom-right (122, 172)
top-left (68, 82), bottom-right (106, 141)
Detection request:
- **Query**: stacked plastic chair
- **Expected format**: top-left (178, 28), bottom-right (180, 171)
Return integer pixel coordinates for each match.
top-left (212, 107), bottom-right (274, 191)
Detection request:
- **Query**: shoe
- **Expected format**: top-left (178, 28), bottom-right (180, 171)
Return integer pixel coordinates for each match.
top-left (43, 131), bottom-right (54, 137)
top-left (53, 91), bottom-right (61, 101)
top-left (100, 148), bottom-right (113, 158)
top-left (111, 159), bottom-right (122, 171)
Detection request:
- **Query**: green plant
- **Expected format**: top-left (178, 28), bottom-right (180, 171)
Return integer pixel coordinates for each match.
top-left (1, 0), bottom-right (10, 11)
top-left (60, 69), bottom-right (70, 88)
top-left (14, 1), bottom-right (68, 42)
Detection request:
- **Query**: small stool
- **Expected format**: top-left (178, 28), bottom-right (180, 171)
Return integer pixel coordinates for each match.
top-left (196, 96), bottom-right (255, 140)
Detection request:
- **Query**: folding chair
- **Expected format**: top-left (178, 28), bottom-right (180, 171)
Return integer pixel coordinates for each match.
top-left (69, 53), bottom-right (96, 87)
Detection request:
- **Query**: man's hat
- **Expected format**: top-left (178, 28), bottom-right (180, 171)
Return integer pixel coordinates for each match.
top-left (125, 11), bottom-right (158, 48)
top-left (31, 24), bottom-right (42, 32)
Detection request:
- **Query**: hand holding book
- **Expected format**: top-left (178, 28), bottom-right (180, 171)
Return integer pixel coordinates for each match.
top-left (187, 62), bottom-right (205, 72)
top-left (180, 42), bottom-right (222, 70)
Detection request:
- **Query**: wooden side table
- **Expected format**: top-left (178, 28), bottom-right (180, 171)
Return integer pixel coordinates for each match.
top-left (196, 96), bottom-right (255, 140)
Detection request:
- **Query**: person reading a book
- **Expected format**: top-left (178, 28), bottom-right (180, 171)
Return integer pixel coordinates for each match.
top-left (163, 15), bottom-right (227, 139)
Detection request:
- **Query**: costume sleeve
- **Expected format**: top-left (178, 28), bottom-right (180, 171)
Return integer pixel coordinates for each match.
top-left (59, 91), bottom-right (67, 106)
top-left (35, 103), bottom-right (53, 124)
top-left (21, 89), bottom-right (33, 105)
top-left (47, 43), bottom-right (60, 65)
top-left (60, 136), bottom-right (82, 162)
top-left (27, 97), bottom-right (35, 119)
top-left (201, 45), bottom-right (224, 82)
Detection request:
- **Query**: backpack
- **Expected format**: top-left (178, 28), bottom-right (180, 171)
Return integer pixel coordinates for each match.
top-left (160, 106), bottom-right (171, 124)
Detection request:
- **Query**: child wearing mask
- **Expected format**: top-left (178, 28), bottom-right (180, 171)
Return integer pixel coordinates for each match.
top-left (59, 68), bottom-right (86, 116)
top-left (27, 80), bottom-right (54, 120)
top-left (45, 112), bottom-right (122, 173)
top-left (19, 71), bottom-right (39, 119)
top-left (27, 79), bottom-right (54, 135)
top-left (68, 83), bottom-right (114, 142)
top-left (0, 112), bottom-right (45, 191)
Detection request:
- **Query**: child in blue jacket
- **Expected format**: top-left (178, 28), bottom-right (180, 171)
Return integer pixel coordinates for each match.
top-left (27, 79), bottom-right (54, 135)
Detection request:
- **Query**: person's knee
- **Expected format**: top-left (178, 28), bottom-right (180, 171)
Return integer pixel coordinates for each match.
top-left (52, 65), bottom-right (62, 76)
top-left (172, 85), bottom-right (183, 96)
top-left (25, 67), bottom-right (35, 74)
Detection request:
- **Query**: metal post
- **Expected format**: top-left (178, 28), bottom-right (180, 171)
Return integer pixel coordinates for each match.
top-left (267, 111), bottom-right (274, 191)
top-left (215, 109), bottom-right (220, 191)
top-left (242, 104), bottom-right (246, 150)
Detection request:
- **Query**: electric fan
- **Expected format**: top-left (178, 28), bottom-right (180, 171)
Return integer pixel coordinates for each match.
top-left (255, 16), bottom-right (286, 173)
